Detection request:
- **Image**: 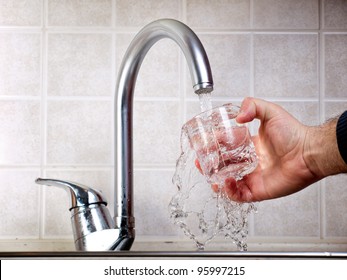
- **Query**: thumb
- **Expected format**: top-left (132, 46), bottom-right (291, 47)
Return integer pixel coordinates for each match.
top-left (236, 97), bottom-right (281, 124)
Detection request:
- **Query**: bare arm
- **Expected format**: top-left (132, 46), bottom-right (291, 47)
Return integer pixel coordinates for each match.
top-left (304, 115), bottom-right (347, 180)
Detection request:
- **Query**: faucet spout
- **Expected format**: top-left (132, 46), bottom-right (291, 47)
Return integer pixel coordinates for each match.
top-left (115, 19), bottom-right (214, 250)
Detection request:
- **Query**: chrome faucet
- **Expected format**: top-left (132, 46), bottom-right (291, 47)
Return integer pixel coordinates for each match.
top-left (36, 19), bottom-right (213, 251)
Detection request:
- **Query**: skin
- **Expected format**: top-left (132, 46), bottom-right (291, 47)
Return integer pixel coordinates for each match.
top-left (197, 97), bottom-right (347, 203)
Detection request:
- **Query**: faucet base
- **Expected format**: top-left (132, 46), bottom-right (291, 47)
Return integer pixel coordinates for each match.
top-left (110, 236), bottom-right (134, 251)
top-left (75, 229), bottom-right (121, 251)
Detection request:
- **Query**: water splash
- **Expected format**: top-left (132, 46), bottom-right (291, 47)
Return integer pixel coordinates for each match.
top-left (169, 94), bottom-right (256, 251)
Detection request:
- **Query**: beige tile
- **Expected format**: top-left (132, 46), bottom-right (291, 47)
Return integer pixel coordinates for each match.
top-left (254, 34), bottom-right (318, 98)
top-left (325, 34), bottom-right (347, 99)
top-left (0, 0), bottom-right (41, 26)
top-left (253, 0), bottom-right (319, 29)
top-left (3, 0), bottom-right (347, 246)
top-left (134, 169), bottom-right (181, 236)
top-left (0, 170), bottom-right (40, 237)
top-left (133, 101), bottom-right (181, 165)
top-left (46, 100), bottom-right (112, 165)
top-left (276, 101), bottom-right (319, 126)
top-left (254, 185), bottom-right (320, 237)
top-left (325, 102), bottom-right (347, 120)
top-left (44, 186), bottom-right (72, 238)
top-left (185, 101), bottom-right (202, 122)
top-left (48, 0), bottom-right (112, 26)
top-left (186, 34), bottom-right (250, 98)
top-left (47, 33), bottom-right (112, 96)
top-left (0, 101), bottom-right (40, 165)
top-left (186, 0), bottom-right (250, 29)
top-left (250, 101), bottom-right (319, 137)
top-left (324, 175), bottom-right (347, 237)
top-left (43, 169), bottom-right (113, 237)
top-left (116, 34), bottom-right (180, 98)
top-left (116, 0), bottom-right (180, 27)
top-left (0, 33), bottom-right (41, 96)
top-left (324, 0), bottom-right (347, 29)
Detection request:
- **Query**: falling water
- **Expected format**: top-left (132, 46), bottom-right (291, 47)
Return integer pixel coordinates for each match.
top-left (199, 92), bottom-right (213, 112)
top-left (169, 92), bottom-right (256, 251)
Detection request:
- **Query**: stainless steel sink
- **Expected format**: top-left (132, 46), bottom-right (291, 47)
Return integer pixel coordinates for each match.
top-left (0, 251), bottom-right (346, 259)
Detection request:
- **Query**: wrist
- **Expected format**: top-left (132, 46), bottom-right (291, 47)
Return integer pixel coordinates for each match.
top-left (304, 117), bottom-right (347, 179)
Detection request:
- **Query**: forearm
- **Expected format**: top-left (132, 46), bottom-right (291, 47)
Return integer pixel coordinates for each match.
top-left (304, 112), bottom-right (347, 179)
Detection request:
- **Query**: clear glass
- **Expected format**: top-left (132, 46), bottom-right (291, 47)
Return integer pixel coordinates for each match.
top-left (170, 103), bottom-right (258, 251)
top-left (183, 103), bottom-right (258, 184)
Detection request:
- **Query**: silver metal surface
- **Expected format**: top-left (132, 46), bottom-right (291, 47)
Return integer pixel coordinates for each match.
top-left (1, 251), bottom-right (346, 259)
top-left (115, 18), bottom-right (213, 251)
top-left (35, 178), bottom-right (116, 251)
top-left (35, 178), bottom-right (108, 209)
top-left (35, 19), bottom-right (213, 251)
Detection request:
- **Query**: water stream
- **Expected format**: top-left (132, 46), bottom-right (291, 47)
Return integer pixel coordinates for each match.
top-left (169, 93), bottom-right (256, 251)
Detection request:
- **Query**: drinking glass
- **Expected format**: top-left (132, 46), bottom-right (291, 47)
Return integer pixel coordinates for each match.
top-left (183, 103), bottom-right (258, 185)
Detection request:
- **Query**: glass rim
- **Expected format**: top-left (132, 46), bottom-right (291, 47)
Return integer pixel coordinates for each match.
top-left (184, 103), bottom-right (241, 127)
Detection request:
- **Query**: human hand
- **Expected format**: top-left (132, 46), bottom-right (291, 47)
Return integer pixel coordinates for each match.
top-left (197, 97), bottom-right (321, 202)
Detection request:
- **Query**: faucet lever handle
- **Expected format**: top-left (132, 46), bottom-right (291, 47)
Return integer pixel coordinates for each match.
top-left (35, 178), bottom-right (108, 210)
top-left (35, 178), bottom-right (116, 251)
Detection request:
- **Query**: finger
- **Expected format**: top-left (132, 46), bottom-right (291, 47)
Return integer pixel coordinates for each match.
top-left (196, 160), bottom-right (220, 194)
top-left (195, 158), bottom-right (203, 174)
top-left (236, 97), bottom-right (281, 124)
top-left (223, 177), bottom-right (238, 199)
top-left (223, 177), bottom-right (254, 203)
top-left (235, 97), bottom-right (256, 123)
top-left (211, 183), bottom-right (219, 193)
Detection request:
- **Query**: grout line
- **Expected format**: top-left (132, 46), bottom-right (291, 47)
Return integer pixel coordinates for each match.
top-left (181, 0), bottom-right (188, 124)
top-left (4, 27), bottom-right (346, 33)
top-left (325, 98), bottom-right (347, 102)
top-left (43, 0), bottom-right (48, 29)
top-left (249, 0), bottom-right (255, 237)
top-left (112, 0), bottom-right (116, 28)
top-left (320, 179), bottom-right (327, 240)
top-left (134, 96), bottom-right (181, 102)
top-left (45, 95), bottom-right (114, 101)
top-left (319, 0), bottom-right (325, 240)
top-left (192, 29), bottom-right (322, 34)
top-left (0, 166), bottom-right (42, 170)
top-left (0, 96), bottom-right (41, 100)
top-left (0, 165), bottom-right (119, 171)
top-left (43, 166), bottom-right (115, 171)
top-left (0, 27), bottom-right (42, 32)
top-left (180, 0), bottom-right (186, 22)
top-left (319, 0), bottom-right (324, 30)
top-left (318, 34), bottom-right (324, 122)
top-left (186, 96), bottom-right (325, 103)
top-left (38, 164), bottom-right (114, 168)
top-left (321, 31), bottom-right (347, 34)
top-left (179, 45), bottom-right (186, 125)
top-left (1, 28), bottom-right (345, 35)
top-left (247, 235), bottom-right (347, 244)
top-left (38, 0), bottom-right (48, 240)
top-left (319, 0), bottom-right (325, 117)
top-left (44, 28), bottom-right (115, 34)
top-left (111, 25), bottom-right (117, 169)
top-left (134, 166), bottom-right (176, 172)
top-left (250, 0), bottom-right (254, 29)
top-left (250, 32), bottom-right (255, 99)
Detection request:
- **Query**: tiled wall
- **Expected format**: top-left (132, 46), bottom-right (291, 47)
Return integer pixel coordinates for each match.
top-left (1, 0), bottom-right (347, 250)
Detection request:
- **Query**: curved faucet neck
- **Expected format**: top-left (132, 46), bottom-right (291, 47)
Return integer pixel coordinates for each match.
top-left (115, 19), bottom-right (213, 249)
